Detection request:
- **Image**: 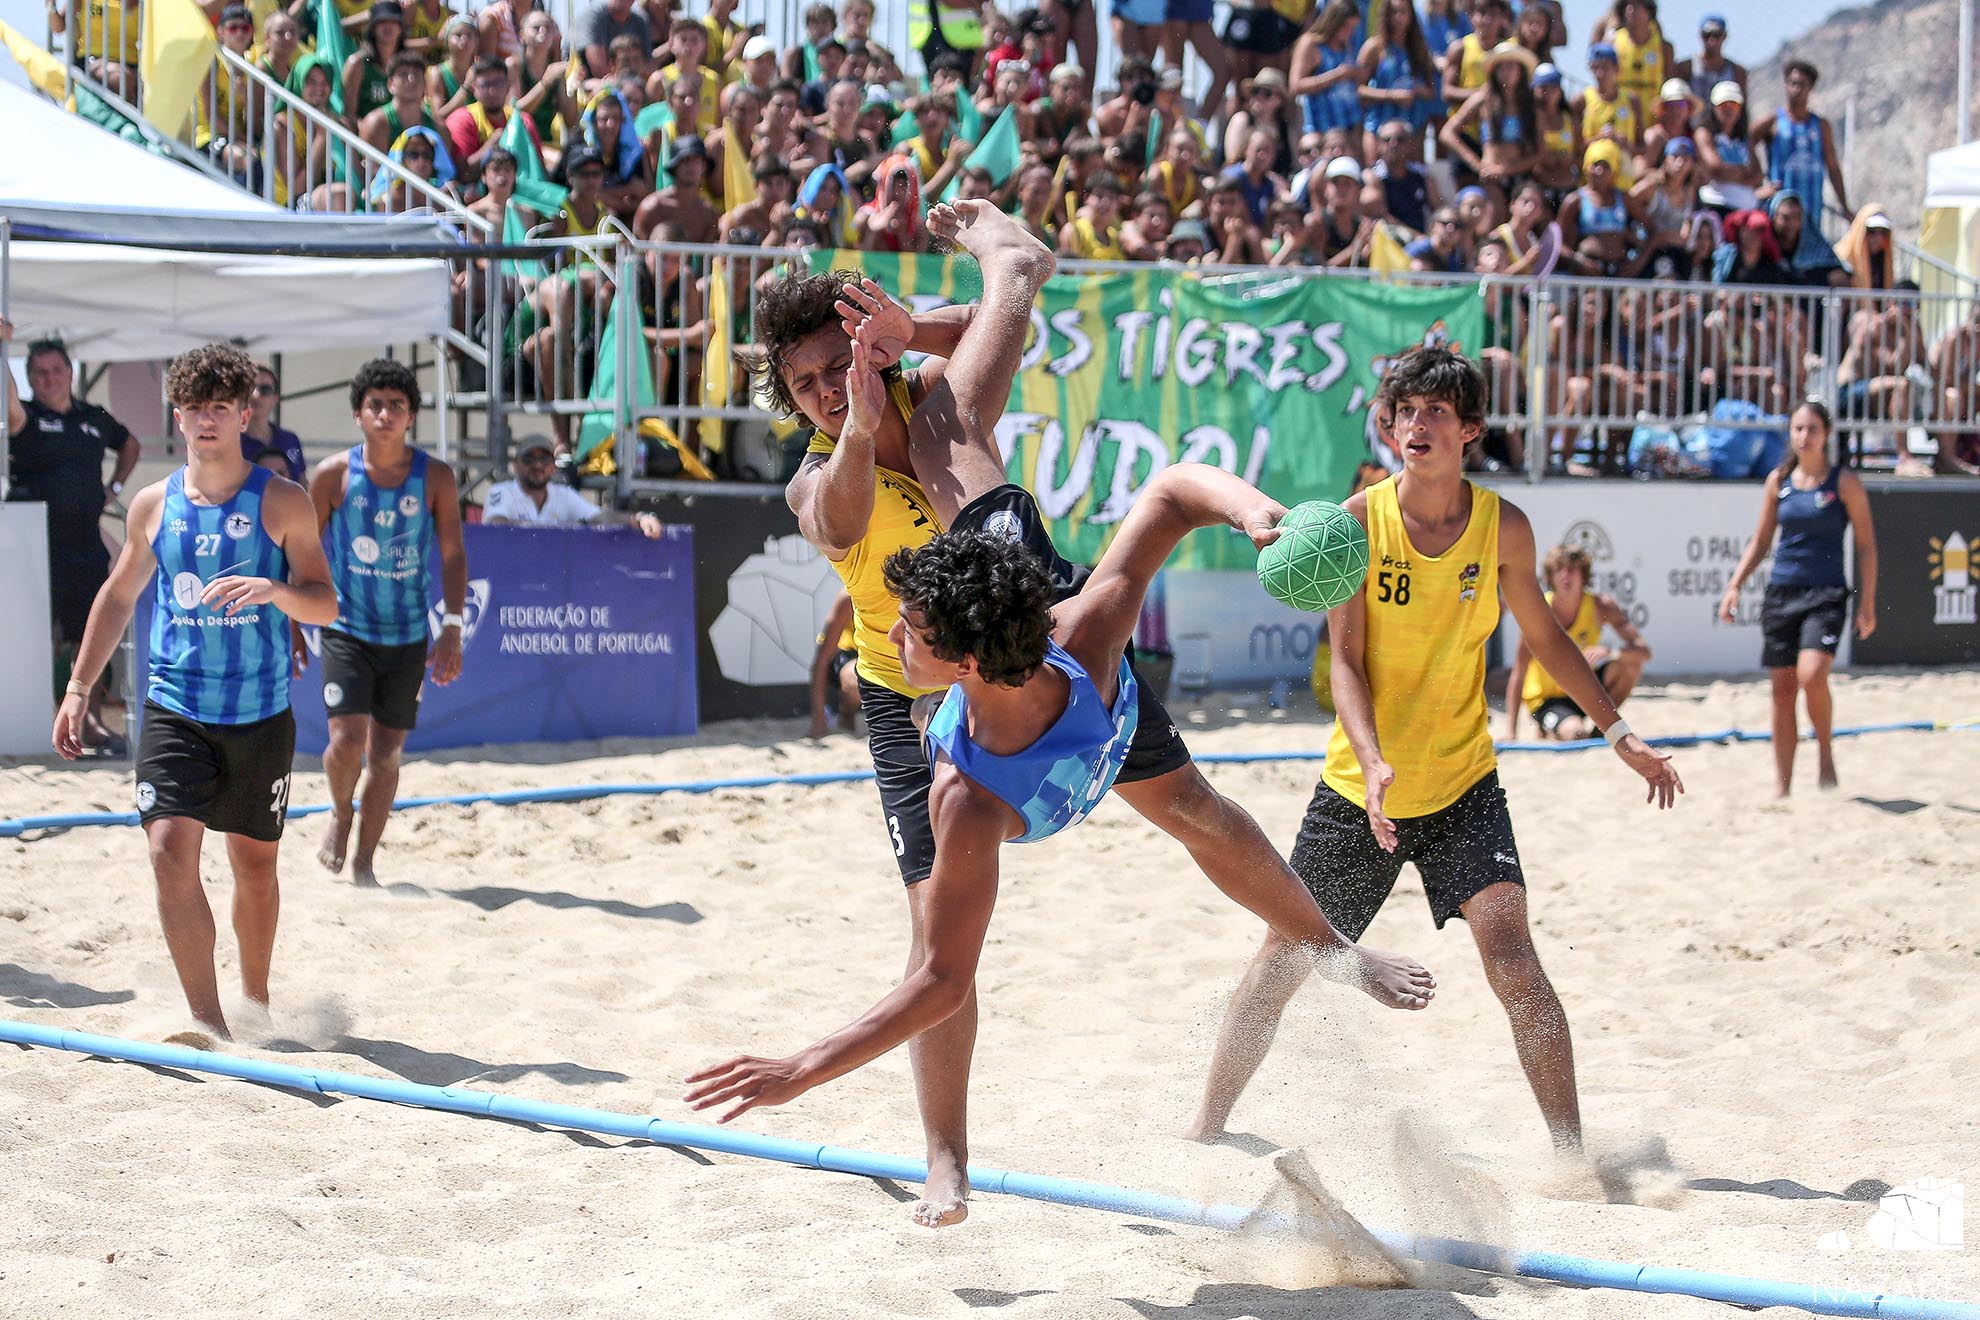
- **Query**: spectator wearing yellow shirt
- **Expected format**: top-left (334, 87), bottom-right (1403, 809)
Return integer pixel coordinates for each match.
top-left (1574, 41), bottom-right (1638, 150)
top-left (1607, 0), bottom-right (1670, 130)
top-left (1059, 172), bottom-right (1128, 259)
top-left (646, 18), bottom-right (720, 133)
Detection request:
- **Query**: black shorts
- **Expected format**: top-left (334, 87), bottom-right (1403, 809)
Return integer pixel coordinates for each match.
top-left (135, 702), bottom-right (296, 842)
top-left (1222, 5), bottom-right (1297, 50)
top-left (859, 676), bottom-right (939, 885)
top-left (1761, 583), bottom-right (1849, 669)
top-left (1531, 659), bottom-right (1611, 734)
top-left (949, 483), bottom-right (1191, 784)
top-left (320, 628), bottom-right (429, 730)
top-left (826, 648), bottom-right (857, 711)
top-left (1289, 770), bottom-right (1525, 938)
top-left (49, 542), bottom-right (111, 645)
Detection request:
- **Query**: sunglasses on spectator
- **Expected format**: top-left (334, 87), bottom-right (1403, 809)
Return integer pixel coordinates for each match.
top-left (223, 21), bottom-right (251, 32)
top-left (518, 450), bottom-right (555, 463)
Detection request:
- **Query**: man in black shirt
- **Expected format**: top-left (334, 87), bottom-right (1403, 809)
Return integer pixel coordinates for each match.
top-left (4, 325), bottom-right (140, 753)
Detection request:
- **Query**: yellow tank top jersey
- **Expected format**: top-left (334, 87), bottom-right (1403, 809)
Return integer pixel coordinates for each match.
top-left (1323, 478), bottom-right (1501, 818)
top-left (1067, 215), bottom-right (1125, 260)
top-left (805, 377), bottom-right (943, 698)
top-left (1521, 590), bottom-right (1599, 709)
top-left (1540, 115), bottom-right (1574, 158)
top-left (1457, 33), bottom-right (1491, 92)
top-left (1581, 87), bottom-right (1637, 145)
top-left (1611, 25), bottom-right (1665, 108)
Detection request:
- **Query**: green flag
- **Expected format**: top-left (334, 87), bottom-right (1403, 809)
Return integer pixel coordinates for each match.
top-left (72, 83), bottom-right (149, 145)
top-left (500, 111), bottom-right (568, 215)
top-left (314, 0), bottom-right (354, 114)
top-left (499, 199), bottom-right (549, 280)
top-left (940, 103), bottom-right (1020, 201)
top-left (576, 277), bottom-right (652, 459)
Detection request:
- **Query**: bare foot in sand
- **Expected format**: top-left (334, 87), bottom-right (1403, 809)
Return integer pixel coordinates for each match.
top-left (1315, 945), bottom-right (1436, 1010)
top-left (913, 1152), bottom-right (970, 1228)
top-left (351, 859), bottom-right (378, 889)
top-left (318, 811), bottom-right (352, 875)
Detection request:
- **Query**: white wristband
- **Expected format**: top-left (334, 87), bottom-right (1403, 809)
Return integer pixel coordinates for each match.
top-left (1603, 720), bottom-right (1632, 749)
top-left (441, 612), bottom-right (465, 630)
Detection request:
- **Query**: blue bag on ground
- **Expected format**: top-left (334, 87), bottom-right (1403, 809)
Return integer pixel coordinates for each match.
top-left (1701, 399), bottom-right (1788, 478)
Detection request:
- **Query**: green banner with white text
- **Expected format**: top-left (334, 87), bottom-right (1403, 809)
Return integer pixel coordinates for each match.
top-left (811, 252), bottom-right (1485, 569)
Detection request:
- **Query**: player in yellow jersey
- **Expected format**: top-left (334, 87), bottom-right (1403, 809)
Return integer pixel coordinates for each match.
top-left (1186, 347), bottom-right (1682, 1155)
top-left (1575, 41), bottom-right (1640, 149)
top-left (747, 201), bottom-right (1433, 1228)
top-left (1505, 542), bottom-right (1653, 742)
top-left (1609, 0), bottom-right (1670, 128)
top-left (807, 589), bottom-right (861, 738)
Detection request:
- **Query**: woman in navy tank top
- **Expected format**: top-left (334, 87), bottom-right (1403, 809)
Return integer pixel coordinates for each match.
top-left (1717, 400), bottom-right (1879, 795)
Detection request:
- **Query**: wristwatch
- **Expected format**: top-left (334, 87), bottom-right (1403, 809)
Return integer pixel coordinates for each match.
top-left (110, 480), bottom-right (124, 496)
top-left (441, 612), bottom-right (465, 631)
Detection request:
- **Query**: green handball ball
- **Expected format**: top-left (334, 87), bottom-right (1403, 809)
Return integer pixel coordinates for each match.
top-left (1256, 501), bottom-right (1369, 612)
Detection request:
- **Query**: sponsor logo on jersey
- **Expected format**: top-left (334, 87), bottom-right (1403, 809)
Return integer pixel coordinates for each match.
top-left (399, 493), bottom-right (422, 518)
top-left (352, 536), bottom-right (381, 566)
top-left (172, 572), bottom-right (205, 610)
top-left (224, 511), bottom-right (253, 540)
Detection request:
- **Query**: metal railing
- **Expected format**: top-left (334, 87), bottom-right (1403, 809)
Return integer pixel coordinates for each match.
top-left (471, 243), bottom-right (1980, 493)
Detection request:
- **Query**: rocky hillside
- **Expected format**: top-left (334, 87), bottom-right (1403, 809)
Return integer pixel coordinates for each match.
top-left (1749, 0), bottom-right (1978, 239)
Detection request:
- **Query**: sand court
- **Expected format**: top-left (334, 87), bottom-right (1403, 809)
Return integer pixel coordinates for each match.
top-left (2, 669), bottom-right (1976, 1318)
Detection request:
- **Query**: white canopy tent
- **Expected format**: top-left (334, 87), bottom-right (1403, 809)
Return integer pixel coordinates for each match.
top-left (1921, 139), bottom-right (1980, 299)
top-left (0, 80), bottom-right (455, 360)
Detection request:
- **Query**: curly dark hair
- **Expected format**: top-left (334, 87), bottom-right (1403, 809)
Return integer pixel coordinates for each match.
top-left (883, 531), bottom-right (1056, 688)
top-left (1377, 346), bottom-right (1487, 426)
top-left (350, 357), bottom-right (421, 413)
top-left (751, 268), bottom-right (902, 421)
top-left (165, 343), bottom-right (258, 406)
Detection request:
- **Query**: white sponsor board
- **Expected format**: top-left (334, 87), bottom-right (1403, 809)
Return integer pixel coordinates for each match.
top-left (1485, 479), bottom-right (1811, 675)
top-left (0, 504), bottom-right (56, 754)
top-left (1158, 482), bottom-right (1807, 691)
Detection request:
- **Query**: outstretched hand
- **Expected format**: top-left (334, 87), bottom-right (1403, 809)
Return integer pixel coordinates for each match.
top-left (843, 317), bottom-right (889, 439)
top-left (835, 277), bottom-right (915, 369)
top-left (1615, 734), bottom-right (1683, 809)
top-left (683, 1053), bottom-right (815, 1124)
top-left (1363, 760), bottom-right (1399, 853)
top-left (1238, 499), bottom-right (1288, 550)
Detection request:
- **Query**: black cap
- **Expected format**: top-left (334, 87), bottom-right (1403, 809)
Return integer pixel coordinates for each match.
top-left (564, 144), bottom-right (605, 174)
top-left (219, 2), bottom-right (253, 23)
top-left (369, 0), bottom-right (404, 23)
top-left (668, 133), bottom-right (709, 167)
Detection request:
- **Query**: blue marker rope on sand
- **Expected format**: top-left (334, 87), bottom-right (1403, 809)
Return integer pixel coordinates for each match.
top-left (1, 1021), bottom-right (1973, 1319)
top-left (2, 720), bottom-right (1970, 839)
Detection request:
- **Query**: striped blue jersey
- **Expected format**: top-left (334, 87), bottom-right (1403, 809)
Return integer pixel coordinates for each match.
top-left (148, 466), bottom-right (292, 725)
top-left (327, 445), bottom-right (434, 645)
top-left (1768, 113), bottom-right (1828, 213)
top-left (924, 641), bottom-right (1139, 844)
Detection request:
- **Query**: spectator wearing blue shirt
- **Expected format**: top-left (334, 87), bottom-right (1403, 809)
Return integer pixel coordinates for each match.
top-left (1220, 128), bottom-right (1288, 226)
top-left (242, 365), bottom-right (307, 483)
top-left (1406, 207), bottom-right (1473, 272)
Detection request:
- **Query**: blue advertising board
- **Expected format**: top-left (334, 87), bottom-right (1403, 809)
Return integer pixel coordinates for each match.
top-left (137, 522), bottom-right (698, 753)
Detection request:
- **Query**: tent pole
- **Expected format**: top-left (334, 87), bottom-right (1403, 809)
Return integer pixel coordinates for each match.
top-left (1962, 0), bottom-right (1974, 147)
top-left (1, 216), bottom-right (10, 499)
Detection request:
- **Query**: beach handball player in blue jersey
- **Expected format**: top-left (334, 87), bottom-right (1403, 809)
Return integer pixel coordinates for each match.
top-left (51, 344), bottom-right (338, 1044)
top-left (301, 359), bottom-right (468, 889)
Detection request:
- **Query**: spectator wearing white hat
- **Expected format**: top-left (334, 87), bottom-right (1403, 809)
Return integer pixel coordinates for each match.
top-left (737, 33), bottom-right (779, 98)
top-left (1694, 79), bottom-right (1761, 214)
top-left (483, 438), bottom-right (666, 534)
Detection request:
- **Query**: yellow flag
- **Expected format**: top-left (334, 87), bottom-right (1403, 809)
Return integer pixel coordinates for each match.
top-left (1369, 222), bottom-right (1411, 280)
top-left (140, 0), bottom-right (217, 137)
top-left (0, 18), bottom-right (67, 99)
top-left (698, 256), bottom-right (732, 457)
top-left (722, 121), bottom-right (750, 214)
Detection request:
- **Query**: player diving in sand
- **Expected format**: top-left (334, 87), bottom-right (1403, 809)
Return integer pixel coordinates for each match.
top-left (685, 201), bottom-right (1435, 1224)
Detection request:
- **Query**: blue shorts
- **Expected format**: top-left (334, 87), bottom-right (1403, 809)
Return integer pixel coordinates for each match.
top-left (1165, 0), bottom-right (1213, 20)
top-left (1114, 0), bottom-right (1164, 26)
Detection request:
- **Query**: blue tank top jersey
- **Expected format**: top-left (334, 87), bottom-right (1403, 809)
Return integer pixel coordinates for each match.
top-left (1716, 133), bottom-right (1751, 170)
top-left (148, 466), bottom-right (292, 725)
top-left (1579, 189), bottom-right (1628, 236)
top-left (1363, 45), bottom-right (1428, 134)
top-left (1768, 112), bottom-right (1826, 213)
top-left (1302, 40), bottom-right (1363, 134)
top-left (1771, 464), bottom-right (1849, 589)
top-left (924, 641), bottom-right (1140, 845)
top-left (327, 445), bottom-right (435, 645)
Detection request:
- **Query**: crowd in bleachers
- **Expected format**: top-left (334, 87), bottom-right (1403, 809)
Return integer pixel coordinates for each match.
top-left (42, 0), bottom-right (1980, 475)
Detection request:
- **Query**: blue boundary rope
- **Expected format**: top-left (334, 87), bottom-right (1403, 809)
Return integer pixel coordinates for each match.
top-left (1, 1020), bottom-right (1972, 1319)
top-left (2, 720), bottom-right (1967, 839)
